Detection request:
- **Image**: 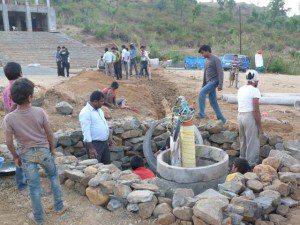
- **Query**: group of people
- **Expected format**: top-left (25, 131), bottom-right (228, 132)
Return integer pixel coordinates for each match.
top-left (55, 46), bottom-right (71, 77)
top-left (99, 43), bottom-right (150, 80)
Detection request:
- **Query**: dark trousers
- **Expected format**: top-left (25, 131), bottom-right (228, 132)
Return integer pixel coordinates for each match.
top-left (130, 58), bottom-right (138, 76)
top-left (62, 62), bottom-right (70, 77)
top-left (140, 61), bottom-right (149, 76)
top-left (57, 61), bottom-right (63, 76)
top-left (85, 141), bottom-right (110, 164)
top-left (114, 61), bottom-right (122, 80)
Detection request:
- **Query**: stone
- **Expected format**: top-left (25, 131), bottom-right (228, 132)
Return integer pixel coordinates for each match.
top-left (113, 183), bottom-right (132, 198)
top-left (79, 159), bottom-right (98, 166)
top-left (127, 190), bottom-right (154, 203)
top-left (223, 143), bottom-right (232, 150)
top-left (75, 175), bottom-right (93, 196)
top-left (107, 199), bottom-right (123, 211)
top-left (254, 196), bottom-right (275, 214)
top-left (225, 150), bottom-right (239, 157)
top-left (180, 221), bottom-right (193, 225)
top-left (99, 180), bottom-right (116, 195)
top-left (138, 196), bottom-right (158, 219)
top-left (290, 164), bottom-right (300, 173)
top-left (157, 213), bottom-right (176, 225)
top-left (192, 216), bottom-right (207, 225)
top-left (131, 182), bottom-right (159, 191)
top-left (279, 172), bottom-right (300, 183)
top-left (194, 189), bottom-right (229, 203)
top-left (262, 157), bottom-right (281, 171)
top-left (231, 197), bottom-right (261, 222)
top-left (291, 187), bottom-right (300, 201)
top-left (55, 101), bottom-right (73, 115)
top-left (153, 203), bottom-right (172, 218)
top-left (259, 190), bottom-right (281, 206)
top-left (280, 167), bottom-right (290, 172)
top-left (244, 172), bottom-right (259, 180)
top-left (209, 131), bottom-right (238, 144)
top-left (227, 213), bottom-right (243, 225)
top-left (127, 203), bottom-right (139, 212)
top-left (69, 130), bottom-right (83, 145)
top-left (173, 207), bottom-right (193, 221)
top-left (153, 124), bottom-right (167, 136)
top-left (281, 197), bottom-right (298, 207)
top-left (218, 190), bottom-right (238, 200)
top-left (218, 181), bottom-right (244, 194)
top-left (119, 173), bottom-right (141, 183)
top-left (222, 217), bottom-right (232, 225)
top-left (241, 189), bottom-right (255, 200)
top-left (172, 188), bottom-right (194, 208)
top-left (284, 140), bottom-right (300, 161)
top-left (193, 198), bottom-right (228, 225)
top-left (83, 166), bottom-right (98, 176)
top-left (65, 170), bottom-right (85, 182)
top-left (121, 130), bottom-right (143, 139)
top-left (269, 136), bottom-right (283, 147)
top-left (110, 147), bottom-right (125, 161)
top-left (88, 173), bottom-right (111, 187)
top-left (112, 161), bottom-right (122, 169)
top-left (102, 106), bottom-right (112, 119)
top-left (276, 205), bottom-right (289, 217)
top-left (255, 220), bottom-right (275, 225)
top-left (260, 173), bottom-right (274, 185)
top-left (246, 180), bottom-right (263, 192)
top-left (123, 117), bottom-right (141, 131)
top-left (226, 204), bottom-right (244, 215)
top-left (85, 187), bottom-right (109, 206)
top-left (55, 155), bottom-right (78, 165)
top-left (269, 150), bottom-right (299, 168)
top-left (272, 179), bottom-right (290, 197)
top-left (260, 133), bottom-right (269, 147)
top-left (231, 142), bottom-right (240, 151)
top-left (269, 214), bottom-right (287, 224)
top-left (260, 145), bottom-right (273, 158)
top-left (275, 143), bottom-right (285, 151)
top-left (158, 197), bottom-right (172, 206)
top-left (253, 164), bottom-right (278, 176)
top-left (64, 179), bottom-right (75, 189)
top-left (206, 120), bottom-right (225, 134)
top-left (114, 127), bottom-right (124, 135)
top-left (154, 131), bottom-right (171, 142)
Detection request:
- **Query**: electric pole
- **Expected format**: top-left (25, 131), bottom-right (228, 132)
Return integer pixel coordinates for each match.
top-left (239, 6), bottom-right (242, 54)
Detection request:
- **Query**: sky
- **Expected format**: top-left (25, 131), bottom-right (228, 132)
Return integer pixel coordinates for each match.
top-left (198, 0), bottom-right (300, 16)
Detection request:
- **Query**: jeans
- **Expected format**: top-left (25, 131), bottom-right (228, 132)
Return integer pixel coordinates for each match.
top-left (105, 62), bottom-right (114, 76)
top-left (198, 80), bottom-right (226, 123)
top-left (114, 61), bottom-right (122, 80)
top-left (19, 147), bottom-right (64, 225)
top-left (123, 61), bottom-right (129, 78)
top-left (130, 58), bottom-right (138, 77)
top-left (140, 61), bottom-right (149, 76)
top-left (62, 62), bottom-right (70, 77)
top-left (56, 61), bottom-right (63, 76)
top-left (15, 167), bottom-right (27, 191)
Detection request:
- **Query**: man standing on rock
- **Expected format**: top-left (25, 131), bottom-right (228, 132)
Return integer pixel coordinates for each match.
top-left (197, 45), bottom-right (226, 123)
top-left (237, 70), bottom-right (261, 167)
top-left (79, 91), bottom-right (112, 164)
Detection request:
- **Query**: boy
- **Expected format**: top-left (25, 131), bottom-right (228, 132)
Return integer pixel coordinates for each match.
top-left (229, 55), bottom-right (239, 88)
top-left (102, 81), bottom-right (126, 109)
top-left (130, 156), bottom-right (155, 180)
top-left (3, 78), bottom-right (66, 225)
top-left (226, 158), bottom-right (250, 182)
top-left (2, 62), bottom-right (27, 192)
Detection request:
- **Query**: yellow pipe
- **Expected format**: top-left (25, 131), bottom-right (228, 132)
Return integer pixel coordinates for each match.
top-left (180, 120), bottom-right (196, 168)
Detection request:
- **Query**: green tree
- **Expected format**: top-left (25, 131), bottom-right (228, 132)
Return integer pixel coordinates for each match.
top-left (156, 0), bottom-right (167, 11)
top-left (226, 0), bottom-right (236, 13)
top-left (268, 0), bottom-right (287, 20)
top-left (192, 4), bottom-right (201, 23)
top-left (217, 0), bottom-right (226, 10)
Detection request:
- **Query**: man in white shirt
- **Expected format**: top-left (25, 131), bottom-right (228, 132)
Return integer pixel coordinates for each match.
top-left (103, 48), bottom-right (115, 76)
top-left (121, 45), bottom-right (130, 79)
top-left (79, 91), bottom-right (111, 164)
top-left (237, 70), bottom-right (261, 167)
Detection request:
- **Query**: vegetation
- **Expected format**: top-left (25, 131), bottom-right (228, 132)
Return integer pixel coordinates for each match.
top-left (51, 0), bottom-right (300, 74)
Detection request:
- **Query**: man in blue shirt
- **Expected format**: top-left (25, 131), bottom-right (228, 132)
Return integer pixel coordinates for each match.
top-left (129, 43), bottom-right (139, 78)
top-left (79, 91), bottom-right (112, 164)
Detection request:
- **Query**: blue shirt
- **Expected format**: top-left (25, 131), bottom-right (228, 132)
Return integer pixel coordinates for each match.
top-left (55, 50), bottom-right (61, 62)
top-left (130, 48), bottom-right (137, 59)
top-left (79, 103), bottom-right (109, 142)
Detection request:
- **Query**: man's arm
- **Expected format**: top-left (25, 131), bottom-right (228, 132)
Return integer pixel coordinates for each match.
top-left (5, 129), bottom-right (21, 167)
top-left (44, 121), bottom-right (55, 155)
top-left (253, 98), bottom-right (262, 133)
top-left (215, 58), bottom-right (224, 90)
top-left (79, 112), bottom-right (97, 157)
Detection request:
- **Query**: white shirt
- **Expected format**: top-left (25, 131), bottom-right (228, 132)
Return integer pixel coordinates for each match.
top-left (255, 53), bottom-right (264, 67)
top-left (122, 49), bottom-right (130, 62)
top-left (238, 85), bottom-right (261, 113)
top-left (141, 50), bottom-right (150, 61)
top-left (79, 103), bottom-right (109, 142)
top-left (103, 51), bottom-right (114, 63)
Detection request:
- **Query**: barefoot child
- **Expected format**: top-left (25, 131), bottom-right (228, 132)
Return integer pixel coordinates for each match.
top-left (3, 78), bottom-right (66, 225)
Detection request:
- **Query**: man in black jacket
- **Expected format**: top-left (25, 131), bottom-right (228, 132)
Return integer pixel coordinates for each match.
top-left (60, 46), bottom-right (70, 77)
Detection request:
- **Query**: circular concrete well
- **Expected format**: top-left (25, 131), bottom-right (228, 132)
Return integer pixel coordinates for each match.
top-left (156, 145), bottom-right (229, 194)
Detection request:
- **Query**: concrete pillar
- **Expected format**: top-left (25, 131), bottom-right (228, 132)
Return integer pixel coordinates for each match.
top-left (46, 0), bottom-right (50, 8)
top-left (47, 7), bottom-right (56, 32)
top-left (16, 15), bottom-right (22, 30)
top-left (35, 0), bottom-right (39, 5)
top-left (2, 1), bottom-right (10, 31)
top-left (25, 1), bottom-right (32, 31)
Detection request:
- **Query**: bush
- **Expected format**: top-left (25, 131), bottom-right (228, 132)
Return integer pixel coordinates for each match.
top-left (268, 57), bottom-right (286, 73)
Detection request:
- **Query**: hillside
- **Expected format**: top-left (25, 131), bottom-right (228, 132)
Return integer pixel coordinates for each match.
top-left (52, 0), bottom-right (300, 74)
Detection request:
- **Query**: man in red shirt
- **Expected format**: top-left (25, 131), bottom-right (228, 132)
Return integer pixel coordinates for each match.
top-left (130, 156), bottom-right (155, 180)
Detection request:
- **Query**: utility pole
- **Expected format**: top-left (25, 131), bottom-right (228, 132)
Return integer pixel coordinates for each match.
top-left (239, 6), bottom-right (242, 54)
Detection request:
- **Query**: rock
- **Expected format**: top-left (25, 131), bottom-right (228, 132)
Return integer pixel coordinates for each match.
top-left (119, 173), bottom-right (141, 183)
top-left (276, 205), bottom-right (289, 217)
top-left (173, 207), bottom-right (193, 221)
top-left (127, 203), bottom-right (139, 212)
top-left (227, 213), bottom-right (242, 225)
top-left (131, 182), bottom-right (159, 192)
top-left (121, 130), bottom-right (143, 139)
top-left (254, 196), bottom-right (275, 214)
top-left (64, 179), bottom-right (75, 189)
top-left (275, 143), bottom-right (285, 151)
top-left (157, 213), bottom-right (176, 225)
top-left (226, 204), bottom-right (244, 215)
top-left (253, 164), bottom-right (278, 176)
top-left (231, 142), bottom-right (240, 151)
top-left (260, 145), bottom-right (273, 158)
top-left (114, 127), bottom-right (124, 135)
top-left (65, 170), bottom-right (85, 182)
top-left (139, 196), bottom-right (158, 219)
top-left (209, 131), bottom-right (238, 144)
top-left (194, 189), bottom-right (229, 203)
top-left (241, 189), bottom-right (255, 200)
top-left (123, 117), bottom-right (141, 131)
top-left (172, 188), bottom-right (194, 208)
top-left (192, 215), bottom-right (207, 225)
top-left (153, 124), bottom-right (167, 136)
top-left (279, 172), bottom-right (300, 183)
top-left (272, 179), bottom-right (290, 197)
top-left (260, 133), bottom-right (269, 147)
top-left (290, 164), bottom-right (300, 173)
top-left (255, 220), bottom-right (275, 225)
top-left (75, 175), bottom-right (93, 196)
top-left (55, 132), bottom-right (72, 147)
top-left (154, 131), bottom-right (171, 142)
top-left (225, 150), bottom-right (239, 157)
top-left (219, 190), bottom-right (238, 200)
top-left (259, 190), bottom-right (281, 206)
top-left (269, 150), bottom-right (299, 168)
top-left (246, 180), bottom-right (263, 192)
top-left (101, 106), bottom-right (112, 119)
top-left (153, 203), bottom-right (172, 218)
top-left (127, 190), bottom-right (154, 203)
top-left (85, 187), bottom-right (109, 206)
top-left (284, 140), bottom-right (300, 161)
top-left (180, 221), bottom-right (193, 225)
top-left (83, 166), bottom-right (98, 176)
top-left (193, 198), bottom-right (228, 225)
top-left (110, 147), bottom-right (125, 161)
top-left (55, 101), bottom-right (73, 115)
top-left (158, 197), bottom-right (172, 206)
top-left (291, 187), bottom-right (300, 201)
top-left (244, 172), bottom-right (259, 180)
top-left (107, 199), bottom-right (123, 211)
top-left (206, 120), bottom-right (225, 134)
top-left (281, 197), bottom-right (299, 207)
top-left (88, 173), bottom-right (111, 187)
top-left (262, 157), bottom-right (281, 171)
top-left (223, 143), bottom-right (232, 150)
top-left (55, 155), bottom-right (78, 165)
top-left (269, 214), bottom-right (287, 224)
top-left (218, 181), bottom-right (244, 194)
top-left (222, 217), bottom-right (232, 225)
top-left (79, 159), bottom-right (98, 166)
top-left (231, 197), bottom-right (261, 222)
top-left (113, 183), bottom-right (132, 198)
top-left (269, 136), bottom-right (283, 147)
top-left (98, 180), bottom-right (116, 195)
top-left (280, 167), bottom-right (290, 172)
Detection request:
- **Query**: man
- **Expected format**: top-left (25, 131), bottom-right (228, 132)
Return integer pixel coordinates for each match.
top-left (237, 70), bottom-right (261, 167)
top-left (60, 46), bottom-right (70, 77)
top-left (55, 46), bottom-right (62, 77)
top-left (197, 45), bottom-right (226, 123)
top-left (103, 47), bottom-right (115, 76)
top-left (112, 47), bottom-right (122, 80)
top-left (79, 91), bottom-right (112, 164)
top-left (121, 45), bottom-right (130, 79)
top-left (229, 54), bottom-right (239, 88)
top-left (129, 43), bottom-right (138, 78)
top-left (139, 46), bottom-right (150, 78)
top-left (3, 78), bottom-right (66, 225)
top-left (102, 81), bottom-right (126, 108)
top-left (97, 55), bottom-right (105, 70)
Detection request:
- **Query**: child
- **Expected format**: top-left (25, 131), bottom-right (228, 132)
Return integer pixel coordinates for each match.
top-left (226, 158), bottom-right (250, 182)
top-left (130, 156), bottom-right (155, 180)
top-left (229, 55), bottom-right (239, 88)
top-left (139, 46), bottom-right (150, 78)
top-left (2, 62), bottom-right (27, 192)
top-left (3, 78), bottom-right (67, 225)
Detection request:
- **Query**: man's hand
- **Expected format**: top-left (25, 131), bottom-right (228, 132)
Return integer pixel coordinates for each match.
top-left (50, 148), bottom-right (56, 157)
top-left (89, 147), bottom-right (97, 158)
top-left (218, 87), bottom-right (223, 91)
top-left (14, 157), bottom-right (22, 168)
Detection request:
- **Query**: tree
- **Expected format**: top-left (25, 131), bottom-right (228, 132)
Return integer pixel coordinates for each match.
top-left (268, 0), bottom-right (287, 20)
top-left (192, 4), bottom-right (201, 23)
top-left (173, 0), bottom-right (188, 19)
top-left (156, 0), bottom-right (167, 11)
top-left (226, 0), bottom-right (236, 13)
top-left (217, 0), bottom-right (226, 10)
